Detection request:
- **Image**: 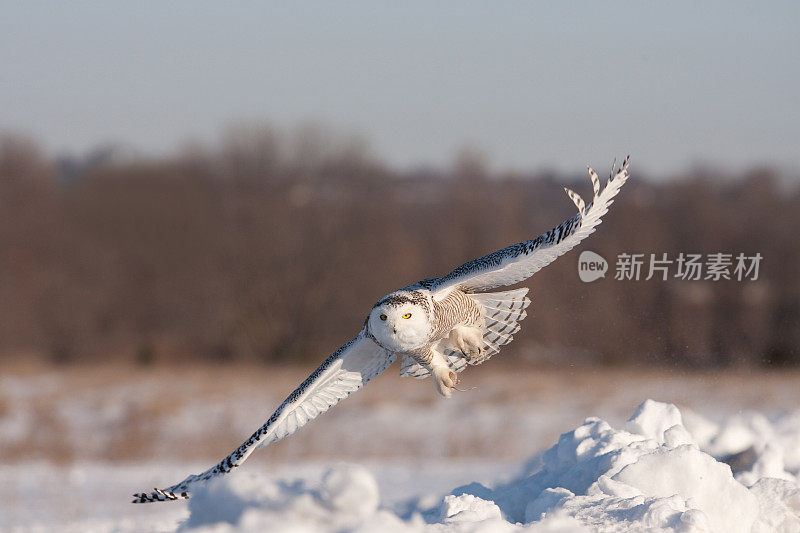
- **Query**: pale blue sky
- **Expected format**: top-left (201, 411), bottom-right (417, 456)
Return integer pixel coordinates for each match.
top-left (1, 1), bottom-right (798, 176)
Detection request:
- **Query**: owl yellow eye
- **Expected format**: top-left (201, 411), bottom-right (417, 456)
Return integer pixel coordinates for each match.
top-left (402, 313), bottom-right (412, 319)
top-left (379, 314), bottom-right (387, 321)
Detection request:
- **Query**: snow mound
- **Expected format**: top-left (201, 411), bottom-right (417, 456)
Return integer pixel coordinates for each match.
top-left (181, 464), bottom-right (384, 532)
top-left (183, 400), bottom-right (800, 532)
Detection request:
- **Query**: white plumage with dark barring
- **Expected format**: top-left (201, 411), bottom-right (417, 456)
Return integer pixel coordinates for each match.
top-left (133, 156), bottom-right (630, 503)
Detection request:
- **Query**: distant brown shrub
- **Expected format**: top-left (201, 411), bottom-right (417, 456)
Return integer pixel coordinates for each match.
top-left (0, 130), bottom-right (797, 367)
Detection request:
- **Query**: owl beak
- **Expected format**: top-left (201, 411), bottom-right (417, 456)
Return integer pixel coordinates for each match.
top-left (393, 327), bottom-right (398, 334)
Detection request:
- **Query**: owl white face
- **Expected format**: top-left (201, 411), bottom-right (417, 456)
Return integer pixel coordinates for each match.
top-left (368, 300), bottom-right (430, 352)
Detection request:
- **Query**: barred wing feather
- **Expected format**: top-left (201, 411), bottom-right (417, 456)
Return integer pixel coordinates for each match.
top-left (431, 157), bottom-right (629, 296)
top-left (133, 332), bottom-right (395, 503)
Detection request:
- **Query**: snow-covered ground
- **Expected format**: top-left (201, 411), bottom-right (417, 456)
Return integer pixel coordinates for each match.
top-left (179, 401), bottom-right (800, 532)
top-left (1, 367), bottom-right (799, 531)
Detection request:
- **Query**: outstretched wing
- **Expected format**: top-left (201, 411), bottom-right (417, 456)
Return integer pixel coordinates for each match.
top-left (133, 331), bottom-right (395, 503)
top-left (430, 157), bottom-right (629, 296)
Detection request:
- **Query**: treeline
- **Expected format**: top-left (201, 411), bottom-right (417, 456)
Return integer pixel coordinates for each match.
top-left (1, 128), bottom-right (798, 368)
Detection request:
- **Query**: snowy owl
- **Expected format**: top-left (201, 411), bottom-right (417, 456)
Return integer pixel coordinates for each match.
top-left (133, 157), bottom-right (630, 503)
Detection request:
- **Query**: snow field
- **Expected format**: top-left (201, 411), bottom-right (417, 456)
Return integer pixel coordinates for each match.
top-left (181, 400), bottom-right (800, 532)
top-left (3, 368), bottom-right (800, 531)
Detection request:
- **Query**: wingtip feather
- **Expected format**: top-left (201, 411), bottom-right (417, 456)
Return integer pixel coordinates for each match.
top-left (132, 487), bottom-right (189, 503)
top-left (588, 166), bottom-right (601, 197)
top-left (564, 187), bottom-right (585, 215)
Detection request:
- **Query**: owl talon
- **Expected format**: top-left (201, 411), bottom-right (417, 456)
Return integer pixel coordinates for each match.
top-left (459, 346), bottom-right (484, 358)
top-left (450, 326), bottom-right (484, 362)
top-left (433, 367), bottom-right (458, 398)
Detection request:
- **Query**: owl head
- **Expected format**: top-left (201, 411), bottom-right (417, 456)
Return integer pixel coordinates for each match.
top-left (368, 290), bottom-right (431, 352)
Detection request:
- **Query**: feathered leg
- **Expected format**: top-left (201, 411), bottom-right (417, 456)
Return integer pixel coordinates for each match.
top-left (413, 347), bottom-right (458, 398)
